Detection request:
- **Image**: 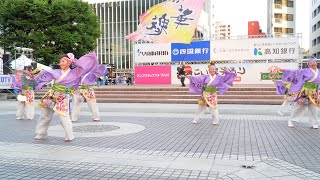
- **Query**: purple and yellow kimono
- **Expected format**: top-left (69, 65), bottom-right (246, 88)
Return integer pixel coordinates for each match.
top-left (276, 68), bottom-right (320, 106)
top-left (35, 52), bottom-right (99, 116)
top-left (189, 70), bottom-right (237, 108)
top-left (76, 65), bottom-right (107, 102)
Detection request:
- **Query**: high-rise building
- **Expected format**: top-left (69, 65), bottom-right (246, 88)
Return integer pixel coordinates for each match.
top-left (248, 21), bottom-right (266, 38)
top-left (214, 21), bottom-right (231, 39)
top-left (310, 0), bottom-right (320, 58)
top-left (83, 0), bottom-right (211, 75)
top-left (267, 0), bottom-right (296, 36)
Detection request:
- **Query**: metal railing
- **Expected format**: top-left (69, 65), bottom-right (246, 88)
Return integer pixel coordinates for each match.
top-left (135, 33), bottom-right (302, 44)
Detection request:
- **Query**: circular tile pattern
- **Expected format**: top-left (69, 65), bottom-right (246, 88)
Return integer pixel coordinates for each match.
top-left (48, 122), bottom-right (145, 138)
top-left (73, 125), bottom-right (120, 133)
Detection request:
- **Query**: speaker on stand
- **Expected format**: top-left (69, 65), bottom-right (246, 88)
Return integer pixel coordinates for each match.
top-left (3, 54), bottom-right (11, 74)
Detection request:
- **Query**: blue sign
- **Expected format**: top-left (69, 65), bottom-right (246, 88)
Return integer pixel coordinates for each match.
top-left (171, 41), bottom-right (210, 62)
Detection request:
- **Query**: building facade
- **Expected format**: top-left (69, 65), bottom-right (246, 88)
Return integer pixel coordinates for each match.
top-left (248, 21), bottom-right (266, 38)
top-left (267, 0), bottom-right (296, 36)
top-left (214, 21), bottom-right (231, 39)
top-left (311, 0), bottom-right (320, 58)
top-left (84, 0), bottom-right (211, 75)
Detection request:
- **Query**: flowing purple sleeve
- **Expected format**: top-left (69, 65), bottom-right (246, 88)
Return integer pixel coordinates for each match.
top-left (83, 65), bottom-right (107, 84)
top-left (72, 52), bottom-right (99, 77)
top-left (221, 70), bottom-right (237, 86)
top-left (34, 70), bottom-right (55, 91)
top-left (189, 75), bottom-right (206, 95)
top-left (282, 69), bottom-right (303, 82)
top-left (275, 80), bottom-right (286, 95)
top-left (214, 70), bottom-right (237, 95)
top-left (282, 69), bottom-right (305, 92)
top-left (93, 65), bottom-right (107, 78)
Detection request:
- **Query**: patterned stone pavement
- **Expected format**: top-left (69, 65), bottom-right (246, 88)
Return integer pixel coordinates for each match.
top-left (0, 102), bottom-right (320, 179)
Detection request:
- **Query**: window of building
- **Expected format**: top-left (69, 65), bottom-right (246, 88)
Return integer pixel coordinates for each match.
top-left (274, 13), bottom-right (282, 23)
top-left (286, 14), bottom-right (294, 21)
top-left (274, 13), bottom-right (282, 18)
top-left (274, 0), bottom-right (282, 8)
top-left (274, 27), bottom-right (282, 33)
top-left (313, 39), bottom-right (317, 47)
top-left (285, 28), bottom-right (293, 34)
top-left (318, 21), bottom-right (320, 30)
top-left (274, 0), bottom-right (282, 4)
top-left (314, 10), bottom-right (317, 18)
top-left (318, 5), bottom-right (320, 15)
top-left (287, 1), bottom-right (294, 7)
top-left (313, 24), bottom-right (317, 32)
top-left (317, 36), bottom-right (320, 44)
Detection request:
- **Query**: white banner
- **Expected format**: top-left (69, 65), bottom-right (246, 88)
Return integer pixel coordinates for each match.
top-left (171, 64), bottom-right (208, 85)
top-left (210, 37), bottom-right (299, 61)
top-left (171, 63), bottom-right (299, 85)
top-left (134, 43), bottom-right (171, 63)
top-left (0, 75), bottom-right (13, 89)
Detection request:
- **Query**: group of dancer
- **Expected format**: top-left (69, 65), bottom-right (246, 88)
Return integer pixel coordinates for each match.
top-left (13, 52), bottom-right (107, 142)
top-left (12, 54), bottom-right (319, 142)
top-left (186, 56), bottom-right (319, 129)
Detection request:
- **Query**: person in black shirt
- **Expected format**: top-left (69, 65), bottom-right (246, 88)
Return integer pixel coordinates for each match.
top-left (178, 65), bottom-right (186, 87)
top-left (126, 74), bottom-right (132, 85)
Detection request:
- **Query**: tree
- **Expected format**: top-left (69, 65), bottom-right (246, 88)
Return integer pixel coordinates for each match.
top-left (0, 0), bottom-right (100, 66)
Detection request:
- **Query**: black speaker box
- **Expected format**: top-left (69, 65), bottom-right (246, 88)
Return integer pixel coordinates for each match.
top-left (3, 54), bottom-right (11, 74)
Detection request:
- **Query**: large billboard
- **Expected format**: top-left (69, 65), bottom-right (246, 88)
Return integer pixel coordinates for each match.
top-left (171, 41), bottom-right (210, 62)
top-left (135, 38), bottom-right (300, 64)
top-left (134, 65), bottom-right (171, 85)
top-left (171, 63), bottom-right (298, 85)
top-left (210, 37), bottom-right (299, 61)
top-left (134, 43), bottom-right (171, 63)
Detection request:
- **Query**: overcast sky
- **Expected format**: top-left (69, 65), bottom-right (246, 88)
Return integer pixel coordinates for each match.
top-left (214, 0), bottom-right (311, 49)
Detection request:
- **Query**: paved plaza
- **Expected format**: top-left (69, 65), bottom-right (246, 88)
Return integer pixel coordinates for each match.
top-left (0, 101), bottom-right (320, 179)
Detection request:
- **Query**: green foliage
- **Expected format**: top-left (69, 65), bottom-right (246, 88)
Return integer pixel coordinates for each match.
top-left (0, 0), bottom-right (100, 65)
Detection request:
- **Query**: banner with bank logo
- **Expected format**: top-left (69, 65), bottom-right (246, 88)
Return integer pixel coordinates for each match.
top-left (134, 43), bottom-right (171, 63)
top-left (171, 41), bottom-right (210, 62)
top-left (0, 75), bottom-right (13, 89)
top-left (210, 37), bottom-right (299, 61)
